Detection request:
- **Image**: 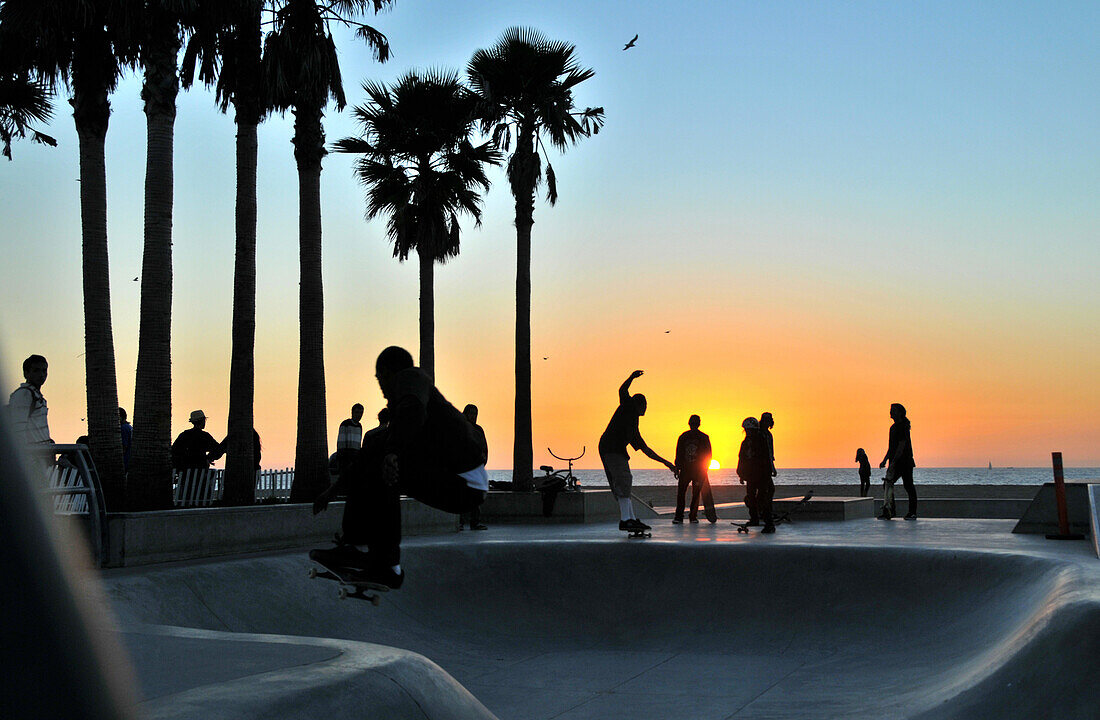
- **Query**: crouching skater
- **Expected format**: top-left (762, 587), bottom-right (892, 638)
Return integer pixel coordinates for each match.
top-left (311, 346), bottom-right (488, 588)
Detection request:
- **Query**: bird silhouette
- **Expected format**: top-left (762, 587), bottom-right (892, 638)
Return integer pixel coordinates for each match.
top-left (133, 277), bottom-right (139, 281)
top-left (543, 357), bottom-right (549, 360)
top-left (623, 34), bottom-right (638, 51)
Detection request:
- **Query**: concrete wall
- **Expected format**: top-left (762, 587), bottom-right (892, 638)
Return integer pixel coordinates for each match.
top-left (1012, 482), bottom-right (1094, 536)
top-left (105, 500), bottom-right (455, 568)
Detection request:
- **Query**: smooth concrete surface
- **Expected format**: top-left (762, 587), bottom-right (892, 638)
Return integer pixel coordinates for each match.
top-left (101, 519), bottom-right (1100, 720)
top-left (105, 499), bottom-right (455, 567)
top-left (1012, 481), bottom-right (1096, 535)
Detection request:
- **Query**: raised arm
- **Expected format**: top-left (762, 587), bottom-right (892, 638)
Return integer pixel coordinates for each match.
top-left (619, 370), bottom-right (643, 405)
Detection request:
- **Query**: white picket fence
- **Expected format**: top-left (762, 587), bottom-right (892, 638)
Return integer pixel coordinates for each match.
top-left (46, 464), bottom-right (90, 514)
top-left (172, 467), bottom-right (295, 508)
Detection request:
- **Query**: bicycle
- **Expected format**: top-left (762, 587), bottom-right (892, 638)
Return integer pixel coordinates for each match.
top-left (538, 446), bottom-right (585, 491)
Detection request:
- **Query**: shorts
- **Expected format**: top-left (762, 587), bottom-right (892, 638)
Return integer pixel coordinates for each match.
top-left (600, 451), bottom-right (633, 499)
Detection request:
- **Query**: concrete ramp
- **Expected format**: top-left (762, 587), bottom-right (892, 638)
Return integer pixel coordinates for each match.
top-left (102, 527), bottom-right (1100, 720)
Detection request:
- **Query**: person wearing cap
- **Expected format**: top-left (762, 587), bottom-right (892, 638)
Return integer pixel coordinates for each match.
top-left (170, 410), bottom-right (221, 471)
top-left (737, 416), bottom-right (775, 533)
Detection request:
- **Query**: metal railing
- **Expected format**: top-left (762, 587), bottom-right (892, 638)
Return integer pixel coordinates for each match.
top-left (31, 444), bottom-right (108, 567)
top-left (172, 467), bottom-right (295, 507)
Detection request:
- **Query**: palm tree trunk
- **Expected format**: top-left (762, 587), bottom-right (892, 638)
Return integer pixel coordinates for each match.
top-left (418, 244), bottom-right (435, 380)
top-left (511, 129), bottom-right (537, 491)
top-left (223, 7), bottom-right (263, 506)
top-left (223, 117), bottom-right (258, 505)
top-left (130, 19), bottom-right (178, 511)
top-left (289, 105), bottom-right (328, 503)
top-left (72, 79), bottom-right (125, 508)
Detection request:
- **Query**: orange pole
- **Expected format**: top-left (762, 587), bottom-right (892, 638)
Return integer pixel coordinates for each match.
top-left (1052, 451), bottom-right (1070, 536)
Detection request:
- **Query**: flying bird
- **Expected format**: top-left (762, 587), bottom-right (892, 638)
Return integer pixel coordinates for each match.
top-left (543, 357), bottom-right (549, 360)
top-left (133, 277), bottom-right (139, 281)
top-left (664, 330), bottom-right (670, 333)
top-left (623, 34), bottom-right (638, 51)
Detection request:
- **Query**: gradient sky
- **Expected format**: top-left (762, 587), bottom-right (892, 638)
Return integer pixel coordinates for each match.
top-left (2, 1), bottom-right (1098, 471)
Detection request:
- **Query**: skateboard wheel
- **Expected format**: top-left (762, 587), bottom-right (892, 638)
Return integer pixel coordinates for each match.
top-left (308, 567), bottom-right (318, 579)
top-left (337, 587), bottom-right (348, 600)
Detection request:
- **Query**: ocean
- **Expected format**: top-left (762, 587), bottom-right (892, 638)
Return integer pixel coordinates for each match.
top-left (490, 467), bottom-right (1100, 488)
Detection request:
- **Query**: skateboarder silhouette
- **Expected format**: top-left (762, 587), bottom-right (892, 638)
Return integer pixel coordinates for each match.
top-left (311, 346), bottom-right (488, 588)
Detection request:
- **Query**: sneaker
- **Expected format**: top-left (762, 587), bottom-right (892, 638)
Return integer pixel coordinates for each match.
top-left (877, 512), bottom-right (892, 520)
top-left (309, 544), bottom-right (370, 571)
top-left (761, 524), bottom-right (776, 534)
top-left (672, 518), bottom-right (683, 524)
top-left (630, 519), bottom-right (652, 531)
top-left (746, 519), bottom-right (761, 527)
top-left (904, 514), bottom-right (917, 521)
top-left (689, 518), bottom-right (699, 524)
top-left (619, 520), bottom-right (633, 531)
top-left (472, 524), bottom-right (488, 530)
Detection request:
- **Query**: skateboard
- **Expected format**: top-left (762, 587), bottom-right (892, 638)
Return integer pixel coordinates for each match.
top-left (732, 491), bottom-right (813, 533)
top-left (623, 528), bottom-right (652, 538)
top-left (308, 562), bottom-right (390, 605)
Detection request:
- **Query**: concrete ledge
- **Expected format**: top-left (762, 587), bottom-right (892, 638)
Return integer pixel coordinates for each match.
top-left (106, 500), bottom-right (455, 568)
top-left (479, 489), bottom-right (657, 524)
top-left (781, 496), bottom-right (874, 521)
top-left (1012, 482), bottom-right (1096, 535)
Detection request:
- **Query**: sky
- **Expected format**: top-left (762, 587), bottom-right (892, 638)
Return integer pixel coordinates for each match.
top-left (1, 0), bottom-right (1098, 471)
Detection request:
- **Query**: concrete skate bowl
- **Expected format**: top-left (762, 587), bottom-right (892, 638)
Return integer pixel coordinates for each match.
top-left (104, 541), bottom-right (1100, 720)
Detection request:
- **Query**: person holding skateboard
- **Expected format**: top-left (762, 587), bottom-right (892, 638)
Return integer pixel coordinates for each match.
top-left (311, 346), bottom-right (488, 588)
top-left (598, 370), bottom-right (676, 533)
top-left (737, 417), bottom-right (775, 533)
top-left (673, 414), bottom-right (717, 523)
top-left (879, 403), bottom-right (916, 520)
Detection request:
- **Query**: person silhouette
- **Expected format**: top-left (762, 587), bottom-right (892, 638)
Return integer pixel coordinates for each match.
top-left (759, 412), bottom-right (778, 478)
top-left (598, 370), bottom-right (676, 533)
top-left (311, 346), bottom-right (488, 588)
top-left (673, 415), bottom-right (717, 523)
top-left (737, 417), bottom-right (774, 533)
top-left (879, 403), bottom-right (916, 520)
top-left (855, 448), bottom-right (871, 497)
top-left (459, 404), bottom-right (489, 531)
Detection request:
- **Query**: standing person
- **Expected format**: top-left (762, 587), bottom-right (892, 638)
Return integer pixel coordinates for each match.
top-left (311, 346), bottom-right (488, 588)
top-left (170, 410), bottom-right (220, 471)
top-left (879, 403), bottom-right (917, 520)
top-left (673, 414), bottom-right (717, 524)
top-left (8, 354), bottom-right (53, 448)
top-left (737, 417), bottom-right (775, 533)
top-left (759, 412), bottom-right (778, 478)
top-left (213, 429), bottom-right (262, 471)
top-left (335, 404), bottom-right (365, 477)
top-left (598, 370), bottom-right (676, 533)
top-left (855, 448), bottom-right (871, 497)
top-left (459, 404), bottom-right (489, 531)
top-left (119, 408), bottom-right (133, 472)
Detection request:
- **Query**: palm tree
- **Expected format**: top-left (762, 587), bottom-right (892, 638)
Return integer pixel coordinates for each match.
top-left (0, 70), bottom-right (57, 159)
top-left (0, 0), bottom-right (138, 506)
top-left (333, 70), bottom-right (500, 379)
top-left (127, 0), bottom-right (194, 511)
top-left (181, 0), bottom-right (266, 506)
top-left (467, 27), bottom-right (604, 491)
top-left (262, 0), bottom-right (392, 502)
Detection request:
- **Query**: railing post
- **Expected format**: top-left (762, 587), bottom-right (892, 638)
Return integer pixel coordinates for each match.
top-left (1047, 451), bottom-right (1084, 540)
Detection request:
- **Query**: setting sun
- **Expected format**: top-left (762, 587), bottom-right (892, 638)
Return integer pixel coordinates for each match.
top-left (709, 459), bottom-right (721, 470)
